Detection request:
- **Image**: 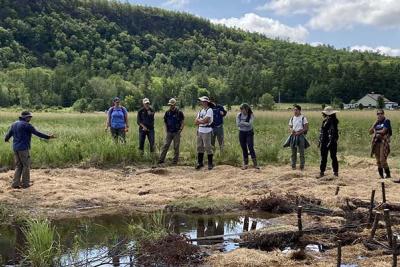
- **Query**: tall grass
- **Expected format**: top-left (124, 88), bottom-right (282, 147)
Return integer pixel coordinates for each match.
top-left (0, 109), bottom-right (398, 168)
top-left (22, 219), bottom-right (60, 267)
top-left (128, 211), bottom-right (168, 242)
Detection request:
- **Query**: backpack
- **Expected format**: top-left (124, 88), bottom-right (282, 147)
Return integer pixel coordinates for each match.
top-left (198, 107), bottom-right (213, 127)
top-left (290, 115), bottom-right (308, 135)
top-left (386, 119), bottom-right (393, 136)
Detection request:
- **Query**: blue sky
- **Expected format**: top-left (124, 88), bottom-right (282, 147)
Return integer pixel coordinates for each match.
top-left (128, 0), bottom-right (400, 56)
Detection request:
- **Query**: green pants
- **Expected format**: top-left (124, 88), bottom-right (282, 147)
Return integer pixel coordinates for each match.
top-left (159, 132), bottom-right (181, 163)
top-left (291, 135), bottom-right (305, 169)
top-left (13, 150), bottom-right (31, 187)
top-left (211, 125), bottom-right (224, 151)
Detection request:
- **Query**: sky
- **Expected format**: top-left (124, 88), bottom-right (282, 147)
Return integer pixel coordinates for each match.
top-left (127, 0), bottom-right (400, 57)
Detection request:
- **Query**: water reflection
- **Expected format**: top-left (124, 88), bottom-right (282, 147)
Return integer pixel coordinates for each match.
top-left (0, 212), bottom-right (274, 265)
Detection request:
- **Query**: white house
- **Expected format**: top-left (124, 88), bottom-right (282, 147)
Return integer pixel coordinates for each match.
top-left (355, 93), bottom-right (398, 109)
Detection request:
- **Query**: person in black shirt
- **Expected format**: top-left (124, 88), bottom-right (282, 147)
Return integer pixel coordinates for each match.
top-left (137, 98), bottom-right (155, 153)
top-left (211, 100), bottom-right (227, 152)
top-left (158, 98), bottom-right (185, 164)
top-left (317, 106), bottom-right (339, 178)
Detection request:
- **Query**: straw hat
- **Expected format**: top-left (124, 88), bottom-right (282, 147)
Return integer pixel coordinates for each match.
top-left (198, 96), bottom-right (210, 102)
top-left (322, 106), bottom-right (339, 115)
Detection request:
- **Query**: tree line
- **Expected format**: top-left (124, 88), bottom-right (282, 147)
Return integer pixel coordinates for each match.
top-left (0, 0), bottom-right (400, 111)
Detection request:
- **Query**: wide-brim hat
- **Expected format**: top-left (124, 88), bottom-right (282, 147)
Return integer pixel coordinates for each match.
top-left (19, 111), bottom-right (33, 119)
top-left (168, 98), bottom-right (177, 105)
top-left (198, 96), bottom-right (210, 102)
top-left (322, 106), bottom-right (339, 115)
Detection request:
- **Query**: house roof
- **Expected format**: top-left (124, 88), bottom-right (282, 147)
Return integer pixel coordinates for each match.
top-left (366, 93), bottom-right (390, 102)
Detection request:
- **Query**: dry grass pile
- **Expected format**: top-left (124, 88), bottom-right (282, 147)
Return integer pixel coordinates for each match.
top-left (241, 192), bottom-right (322, 213)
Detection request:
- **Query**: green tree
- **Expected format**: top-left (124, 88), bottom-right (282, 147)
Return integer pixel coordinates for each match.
top-left (377, 96), bottom-right (385, 109)
top-left (258, 93), bottom-right (275, 110)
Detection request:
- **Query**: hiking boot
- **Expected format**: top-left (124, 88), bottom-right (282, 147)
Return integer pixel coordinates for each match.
top-left (252, 158), bottom-right (260, 169)
top-left (378, 168), bottom-right (384, 178)
top-left (195, 153), bottom-right (204, 170)
top-left (207, 154), bottom-right (214, 170)
top-left (334, 172), bottom-right (339, 177)
top-left (241, 164), bottom-right (248, 170)
top-left (316, 172), bottom-right (324, 178)
top-left (384, 168), bottom-right (391, 178)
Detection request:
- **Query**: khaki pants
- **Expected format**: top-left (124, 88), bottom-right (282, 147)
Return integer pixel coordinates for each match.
top-left (13, 150), bottom-right (31, 187)
top-left (159, 132), bottom-right (181, 163)
top-left (374, 142), bottom-right (389, 169)
top-left (197, 132), bottom-right (213, 155)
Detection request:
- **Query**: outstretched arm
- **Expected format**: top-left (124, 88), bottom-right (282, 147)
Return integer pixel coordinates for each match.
top-left (4, 127), bottom-right (13, 142)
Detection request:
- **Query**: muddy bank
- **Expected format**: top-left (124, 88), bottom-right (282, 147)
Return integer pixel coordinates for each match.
top-left (0, 161), bottom-right (399, 219)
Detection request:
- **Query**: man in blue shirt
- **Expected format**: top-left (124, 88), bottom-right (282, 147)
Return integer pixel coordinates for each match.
top-left (158, 98), bottom-right (185, 165)
top-left (4, 111), bottom-right (55, 189)
top-left (211, 100), bottom-right (227, 152)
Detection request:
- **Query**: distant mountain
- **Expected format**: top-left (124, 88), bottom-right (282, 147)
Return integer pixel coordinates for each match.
top-left (0, 0), bottom-right (399, 109)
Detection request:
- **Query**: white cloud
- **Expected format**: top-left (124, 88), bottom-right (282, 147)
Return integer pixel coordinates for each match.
top-left (258, 0), bottom-right (323, 15)
top-left (350, 45), bottom-right (400, 57)
top-left (260, 0), bottom-right (400, 31)
top-left (163, 0), bottom-right (190, 8)
top-left (211, 13), bottom-right (309, 43)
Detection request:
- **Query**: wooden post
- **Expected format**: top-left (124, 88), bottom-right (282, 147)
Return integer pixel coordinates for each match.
top-left (251, 221), bottom-right (257, 231)
top-left (297, 206), bottom-right (303, 236)
top-left (393, 235), bottom-right (398, 267)
top-left (384, 209), bottom-right (393, 247)
top-left (337, 240), bottom-right (342, 267)
top-left (243, 216), bottom-right (249, 232)
top-left (335, 186), bottom-right (340, 196)
top-left (382, 182), bottom-right (387, 203)
top-left (368, 189), bottom-right (376, 226)
top-left (370, 211), bottom-right (381, 241)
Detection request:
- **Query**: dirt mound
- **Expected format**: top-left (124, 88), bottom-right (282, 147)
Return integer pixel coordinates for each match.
top-left (0, 164), bottom-right (399, 219)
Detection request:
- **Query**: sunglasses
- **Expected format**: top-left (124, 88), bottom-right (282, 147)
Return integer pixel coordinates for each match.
top-left (377, 113), bottom-right (384, 115)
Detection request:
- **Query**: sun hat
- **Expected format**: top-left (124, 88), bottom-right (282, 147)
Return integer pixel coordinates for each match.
top-left (19, 111), bottom-right (33, 119)
top-left (168, 98), bottom-right (177, 106)
top-left (198, 96), bottom-right (210, 102)
top-left (322, 106), bottom-right (339, 116)
top-left (142, 98), bottom-right (150, 104)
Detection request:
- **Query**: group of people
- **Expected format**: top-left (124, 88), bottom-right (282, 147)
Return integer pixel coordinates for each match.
top-left (3, 96), bottom-right (395, 189)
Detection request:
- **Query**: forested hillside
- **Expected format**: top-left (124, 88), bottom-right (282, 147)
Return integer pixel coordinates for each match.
top-left (0, 0), bottom-right (399, 110)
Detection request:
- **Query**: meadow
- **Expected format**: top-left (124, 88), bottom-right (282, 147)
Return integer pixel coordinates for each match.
top-left (0, 108), bottom-right (398, 169)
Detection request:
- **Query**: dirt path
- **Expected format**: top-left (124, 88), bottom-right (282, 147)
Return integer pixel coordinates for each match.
top-left (0, 158), bottom-right (399, 219)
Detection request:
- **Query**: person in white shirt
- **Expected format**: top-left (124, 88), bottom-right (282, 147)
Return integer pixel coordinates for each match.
top-left (288, 104), bottom-right (309, 170)
top-left (195, 96), bottom-right (214, 170)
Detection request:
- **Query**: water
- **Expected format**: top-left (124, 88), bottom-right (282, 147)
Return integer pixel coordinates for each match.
top-left (0, 212), bottom-right (275, 266)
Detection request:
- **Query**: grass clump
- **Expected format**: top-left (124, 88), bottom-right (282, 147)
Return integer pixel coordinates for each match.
top-left (166, 197), bottom-right (238, 213)
top-left (22, 219), bottom-right (60, 267)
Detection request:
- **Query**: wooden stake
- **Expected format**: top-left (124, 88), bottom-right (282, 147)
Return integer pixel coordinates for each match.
top-left (368, 189), bottom-right (376, 226)
top-left (393, 235), bottom-right (398, 267)
top-left (384, 209), bottom-right (393, 247)
top-left (335, 186), bottom-right (340, 196)
top-left (370, 211), bottom-right (381, 241)
top-left (337, 240), bottom-right (342, 267)
top-left (382, 182), bottom-right (387, 203)
top-left (243, 216), bottom-right (249, 232)
top-left (297, 206), bottom-right (303, 236)
top-left (251, 221), bottom-right (257, 231)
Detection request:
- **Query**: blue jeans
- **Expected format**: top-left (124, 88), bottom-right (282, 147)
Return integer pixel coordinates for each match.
top-left (139, 128), bottom-right (155, 152)
top-left (239, 130), bottom-right (256, 164)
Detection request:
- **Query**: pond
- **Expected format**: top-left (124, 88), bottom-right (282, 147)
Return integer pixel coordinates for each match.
top-left (0, 212), bottom-right (275, 266)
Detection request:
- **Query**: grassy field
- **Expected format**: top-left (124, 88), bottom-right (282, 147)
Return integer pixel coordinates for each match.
top-left (0, 108), bottom-right (398, 168)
